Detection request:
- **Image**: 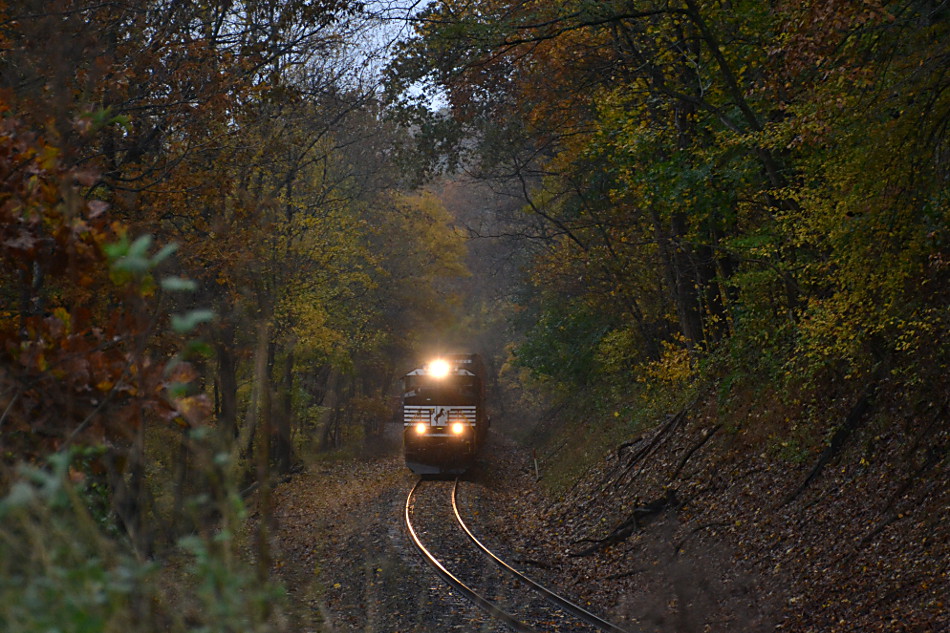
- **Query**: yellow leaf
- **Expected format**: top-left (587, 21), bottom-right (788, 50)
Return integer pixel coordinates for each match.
top-left (40, 145), bottom-right (60, 169)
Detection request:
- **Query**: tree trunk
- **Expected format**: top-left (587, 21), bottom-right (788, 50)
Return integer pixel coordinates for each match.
top-left (275, 347), bottom-right (294, 473)
top-left (262, 338), bottom-right (276, 468)
top-left (109, 415), bottom-right (149, 556)
top-left (241, 321), bottom-right (270, 465)
top-left (652, 208), bottom-right (704, 350)
top-left (695, 242), bottom-right (730, 345)
top-left (215, 321), bottom-right (239, 441)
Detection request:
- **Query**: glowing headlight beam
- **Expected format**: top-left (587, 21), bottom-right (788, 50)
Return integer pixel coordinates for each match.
top-left (428, 358), bottom-right (451, 379)
top-left (415, 422), bottom-right (427, 435)
top-left (451, 422), bottom-right (465, 435)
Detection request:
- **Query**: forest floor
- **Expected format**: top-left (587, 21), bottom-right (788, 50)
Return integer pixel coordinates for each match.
top-left (262, 402), bottom-right (947, 633)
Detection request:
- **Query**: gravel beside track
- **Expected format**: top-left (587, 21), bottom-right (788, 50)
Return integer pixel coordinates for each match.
top-left (409, 478), bottom-right (601, 632)
top-left (263, 428), bottom-right (606, 632)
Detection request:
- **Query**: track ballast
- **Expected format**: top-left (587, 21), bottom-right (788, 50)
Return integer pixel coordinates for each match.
top-left (405, 478), bottom-right (633, 633)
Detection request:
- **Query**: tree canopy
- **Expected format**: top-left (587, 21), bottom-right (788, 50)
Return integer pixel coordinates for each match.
top-left (390, 0), bottom-right (948, 402)
top-left (0, 1), bottom-right (947, 630)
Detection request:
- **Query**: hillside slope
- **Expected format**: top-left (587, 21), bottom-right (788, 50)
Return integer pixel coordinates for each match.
top-left (493, 384), bottom-right (948, 632)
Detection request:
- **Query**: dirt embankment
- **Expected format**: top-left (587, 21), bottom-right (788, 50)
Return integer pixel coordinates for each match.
top-left (263, 399), bottom-right (947, 633)
top-left (495, 391), bottom-right (948, 633)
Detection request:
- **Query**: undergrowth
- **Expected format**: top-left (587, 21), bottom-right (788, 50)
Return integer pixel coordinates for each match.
top-left (0, 451), bottom-right (289, 633)
top-left (517, 320), bottom-right (932, 495)
top-left (523, 370), bottom-right (706, 496)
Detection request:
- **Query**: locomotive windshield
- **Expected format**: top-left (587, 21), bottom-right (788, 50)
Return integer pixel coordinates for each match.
top-left (403, 372), bottom-right (479, 403)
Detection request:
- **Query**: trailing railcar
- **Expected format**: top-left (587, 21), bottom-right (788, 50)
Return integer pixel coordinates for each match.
top-left (402, 353), bottom-right (488, 474)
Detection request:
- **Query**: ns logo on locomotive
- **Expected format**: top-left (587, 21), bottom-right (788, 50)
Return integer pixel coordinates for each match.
top-left (402, 353), bottom-right (488, 474)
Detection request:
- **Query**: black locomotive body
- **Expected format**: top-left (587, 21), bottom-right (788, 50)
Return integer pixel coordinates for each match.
top-left (402, 353), bottom-right (488, 474)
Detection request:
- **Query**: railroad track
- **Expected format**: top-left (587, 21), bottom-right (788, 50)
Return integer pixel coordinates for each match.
top-left (405, 478), bottom-right (633, 633)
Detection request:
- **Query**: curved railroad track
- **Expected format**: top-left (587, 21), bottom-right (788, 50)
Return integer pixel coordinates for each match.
top-left (405, 478), bottom-right (633, 633)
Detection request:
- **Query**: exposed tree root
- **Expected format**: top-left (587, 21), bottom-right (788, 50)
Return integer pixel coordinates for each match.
top-left (571, 402), bottom-right (716, 557)
top-left (601, 405), bottom-right (692, 495)
top-left (784, 382), bottom-right (878, 505)
top-left (855, 442), bottom-right (946, 552)
top-left (672, 424), bottom-right (722, 480)
top-left (570, 488), bottom-right (680, 557)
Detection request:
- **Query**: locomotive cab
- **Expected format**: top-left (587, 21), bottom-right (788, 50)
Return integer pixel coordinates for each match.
top-left (402, 354), bottom-right (487, 474)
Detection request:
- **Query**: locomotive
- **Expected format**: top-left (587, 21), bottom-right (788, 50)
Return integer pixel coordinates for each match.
top-left (402, 353), bottom-right (488, 474)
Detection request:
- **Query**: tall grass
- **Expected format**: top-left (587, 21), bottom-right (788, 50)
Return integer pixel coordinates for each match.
top-left (0, 451), bottom-right (289, 633)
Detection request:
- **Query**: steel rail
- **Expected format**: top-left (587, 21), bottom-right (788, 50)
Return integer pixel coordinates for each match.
top-left (405, 479), bottom-right (538, 633)
top-left (452, 479), bottom-right (635, 633)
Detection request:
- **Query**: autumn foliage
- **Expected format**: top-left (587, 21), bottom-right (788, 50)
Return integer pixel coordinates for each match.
top-left (0, 95), bottom-right (182, 460)
top-left (1, 0), bottom-right (466, 474)
top-left (0, 0), bottom-right (946, 630)
top-left (1, 3), bottom-right (469, 628)
top-left (393, 0), bottom-right (949, 397)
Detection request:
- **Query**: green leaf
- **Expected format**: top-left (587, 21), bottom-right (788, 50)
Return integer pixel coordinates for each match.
top-left (0, 482), bottom-right (37, 517)
top-left (112, 114), bottom-right (132, 131)
top-left (127, 235), bottom-right (153, 260)
top-left (102, 235), bottom-right (129, 261)
top-left (160, 276), bottom-right (198, 292)
top-left (113, 256), bottom-right (150, 275)
top-left (166, 382), bottom-right (191, 398)
top-left (151, 243), bottom-right (179, 265)
top-left (185, 340), bottom-right (214, 358)
top-left (171, 309), bottom-right (215, 334)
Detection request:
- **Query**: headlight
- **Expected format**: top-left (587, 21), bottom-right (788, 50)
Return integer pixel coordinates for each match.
top-left (451, 422), bottom-right (465, 435)
top-left (427, 358), bottom-right (451, 379)
top-left (415, 422), bottom-right (427, 435)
